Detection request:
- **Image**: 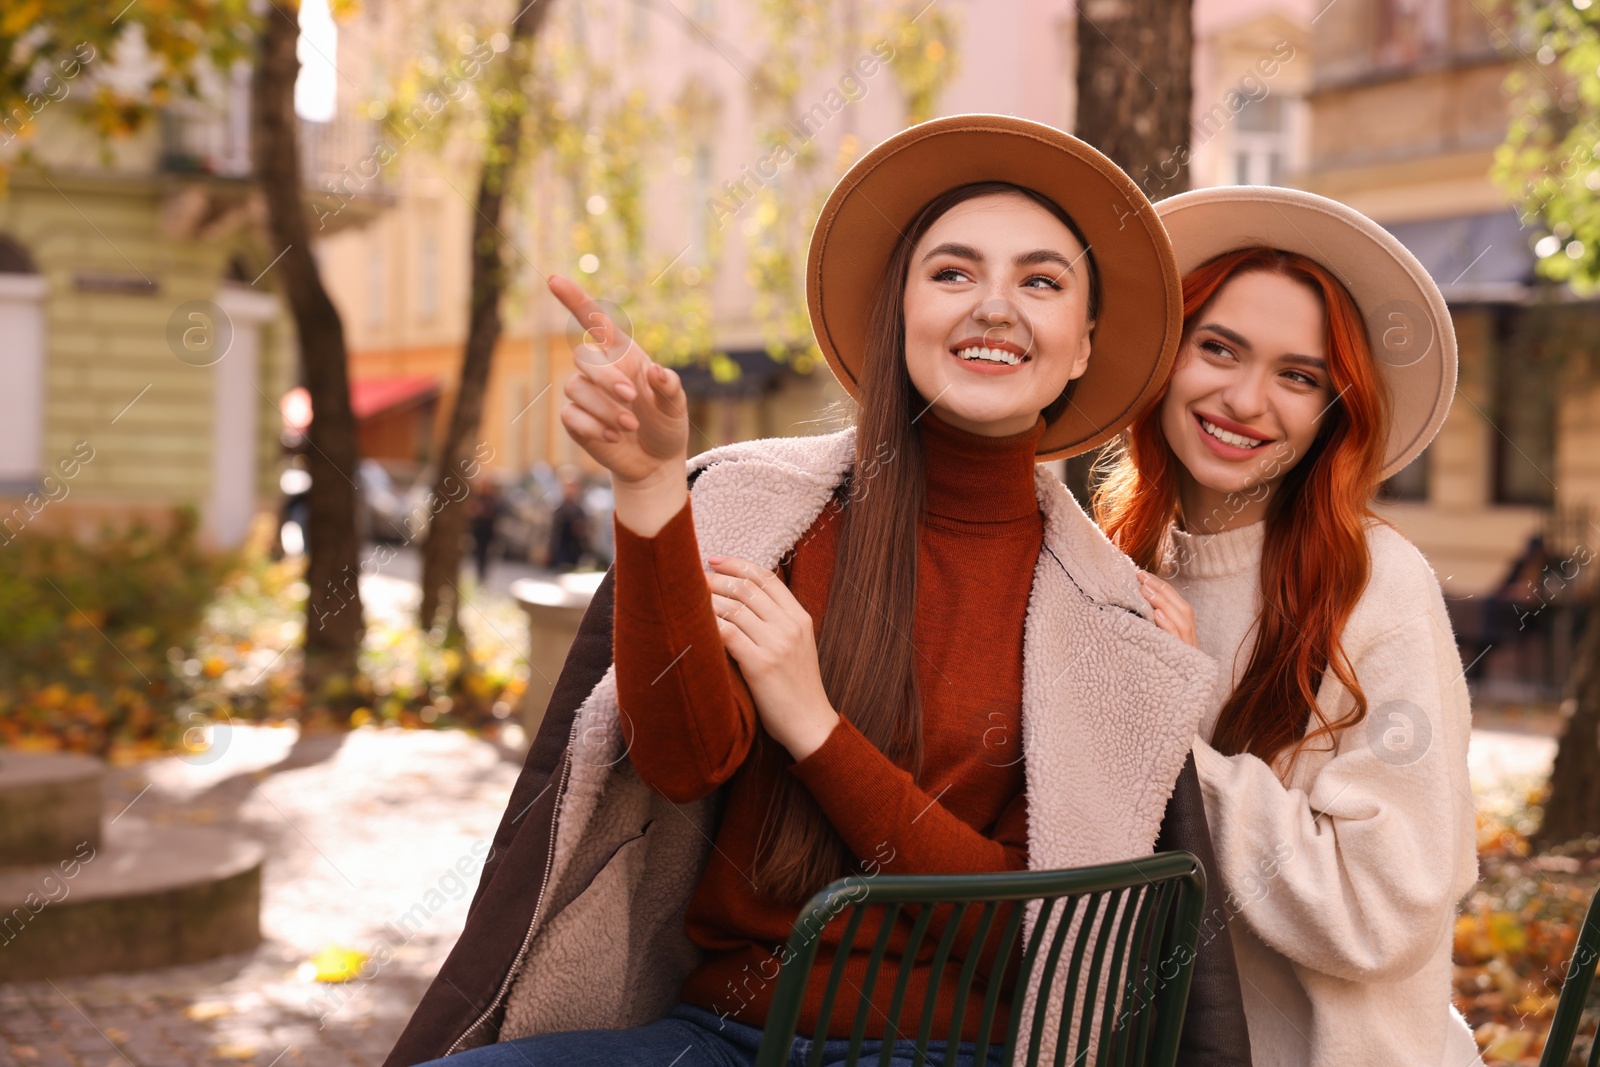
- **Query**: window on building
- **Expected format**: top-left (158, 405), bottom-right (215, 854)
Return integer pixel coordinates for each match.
top-left (418, 230), bottom-right (438, 320)
top-left (367, 239), bottom-right (386, 326)
top-left (1491, 305), bottom-right (1557, 507)
top-left (0, 235), bottom-right (45, 490)
top-left (694, 143), bottom-right (714, 260)
top-left (1231, 93), bottom-right (1290, 187)
top-left (1376, 0), bottom-right (1449, 68)
top-left (1379, 445), bottom-right (1430, 502)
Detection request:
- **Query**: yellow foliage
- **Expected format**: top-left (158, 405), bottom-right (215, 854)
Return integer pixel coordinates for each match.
top-left (1474, 1021), bottom-right (1534, 1061)
top-left (0, 0), bottom-right (43, 36)
top-left (309, 945), bottom-right (369, 983)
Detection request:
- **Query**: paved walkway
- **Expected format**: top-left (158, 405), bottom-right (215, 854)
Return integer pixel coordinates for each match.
top-left (0, 714), bottom-right (1561, 1067)
top-left (0, 725), bottom-right (523, 1067)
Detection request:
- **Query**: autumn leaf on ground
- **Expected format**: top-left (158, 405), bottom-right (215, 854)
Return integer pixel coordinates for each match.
top-left (307, 945), bottom-right (369, 983)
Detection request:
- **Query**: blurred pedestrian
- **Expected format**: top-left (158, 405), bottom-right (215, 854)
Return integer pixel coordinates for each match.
top-left (547, 471), bottom-right (589, 572)
top-left (467, 475), bottom-right (503, 584)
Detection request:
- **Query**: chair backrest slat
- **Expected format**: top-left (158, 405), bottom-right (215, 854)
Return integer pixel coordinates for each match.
top-left (1019, 894), bottom-right (1083, 1067)
top-left (1036, 895), bottom-right (1100, 1062)
top-left (806, 903), bottom-right (870, 1067)
top-left (1097, 882), bottom-right (1155, 1067)
top-left (1539, 884), bottom-right (1600, 1067)
top-left (940, 900), bottom-right (1002, 1055)
top-left (877, 903), bottom-right (939, 1067)
top-left (753, 854), bottom-right (1207, 1067)
top-left (973, 895), bottom-right (1030, 1064)
top-left (844, 901), bottom-right (903, 1064)
top-left (1115, 878), bottom-right (1177, 1067)
top-left (911, 901), bottom-right (970, 1064)
top-left (1069, 887), bottom-right (1133, 1067)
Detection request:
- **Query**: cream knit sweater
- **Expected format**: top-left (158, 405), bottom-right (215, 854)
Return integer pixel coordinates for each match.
top-left (1164, 518), bottom-right (1483, 1067)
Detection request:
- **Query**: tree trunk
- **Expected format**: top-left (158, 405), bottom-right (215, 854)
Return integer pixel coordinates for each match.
top-left (252, 4), bottom-right (367, 710)
top-left (1537, 598), bottom-right (1600, 847)
top-left (418, 0), bottom-right (554, 632)
top-left (1074, 0), bottom-right (1193, 200)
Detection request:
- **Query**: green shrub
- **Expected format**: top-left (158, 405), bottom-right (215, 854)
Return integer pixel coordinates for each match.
top-left (0, 507), bottom-right (228, 754)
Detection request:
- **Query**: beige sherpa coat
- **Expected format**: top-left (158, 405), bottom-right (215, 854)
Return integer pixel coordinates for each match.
top-left (484, 427), bottom-right (1222, 1066)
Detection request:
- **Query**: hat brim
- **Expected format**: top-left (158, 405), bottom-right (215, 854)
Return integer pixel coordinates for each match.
top-left (1154, 186), bottom-right (1458, 481)
top-left (805, 114), bottom-right (1183, 462)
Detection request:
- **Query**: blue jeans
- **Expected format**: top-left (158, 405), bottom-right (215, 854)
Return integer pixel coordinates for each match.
top-left (413, 1002), bottom-right (1010, 1067)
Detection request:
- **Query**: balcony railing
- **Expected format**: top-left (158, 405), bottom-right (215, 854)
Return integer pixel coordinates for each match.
top-left (158, 72), bottom-right (394, 199)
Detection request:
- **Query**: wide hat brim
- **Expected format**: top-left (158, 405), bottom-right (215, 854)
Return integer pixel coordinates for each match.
top-left (1155, 186), bottom-right (1458, 481)
top-left (805, 114), bottom-right (1184, 462)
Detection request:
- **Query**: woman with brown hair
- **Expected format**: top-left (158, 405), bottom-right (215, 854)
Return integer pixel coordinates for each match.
top-left (385, 116), bottom-right (1251, 1067)
top-left (1096, 187), bottom-right (1479, 1067)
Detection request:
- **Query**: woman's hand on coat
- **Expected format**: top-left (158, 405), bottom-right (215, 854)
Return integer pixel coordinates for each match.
top-left (548, 275), bottom-right (690, 534)
top-left (1137, 571), bottom-right (1199, 648)
top-left (705, 555), bottom-right (841, 761)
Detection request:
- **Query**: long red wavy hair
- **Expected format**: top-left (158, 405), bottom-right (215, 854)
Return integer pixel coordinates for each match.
top-left (1093, 247), bottom-right (1390, 773)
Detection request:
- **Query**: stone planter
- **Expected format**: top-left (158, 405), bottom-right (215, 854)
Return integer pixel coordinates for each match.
top-left (509, 571), bottom-right (605, 742)
top-left (0, 749), bottom-right (264, 981)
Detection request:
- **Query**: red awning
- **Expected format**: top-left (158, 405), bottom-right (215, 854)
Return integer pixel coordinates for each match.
top-left (350, 375), bottom-right (440, 419)
top-left (280, 376), bottom-right (441, 431)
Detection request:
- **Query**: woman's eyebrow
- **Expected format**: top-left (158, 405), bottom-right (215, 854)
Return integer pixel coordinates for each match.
top-left (1196, 322), bottom-right (1325, 368)
top-left (920, 241), bottom-right (982, 263)
top-left (1195, 322), bottom-right (1252, 349)
top-left (919, 243), bottom-right (1080, 273)
top-left (1016, 248), bottom-right (1079, 273)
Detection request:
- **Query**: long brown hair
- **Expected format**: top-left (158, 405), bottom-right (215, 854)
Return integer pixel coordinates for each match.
top-left (744, 181), bottom-right (1101, 903)
top-left (1093, 247), bottom-right (1389, 774)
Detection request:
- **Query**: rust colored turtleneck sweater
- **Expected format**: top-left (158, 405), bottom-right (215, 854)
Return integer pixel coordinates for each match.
top-left (613, 411), bottom-right (1046, 1042)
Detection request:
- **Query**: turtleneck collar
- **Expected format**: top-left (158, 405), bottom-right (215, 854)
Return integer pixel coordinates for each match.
top-left (1169, 518), bottom-right (1266, 579)
top-left (916, 410), bottom-right (1045, 523)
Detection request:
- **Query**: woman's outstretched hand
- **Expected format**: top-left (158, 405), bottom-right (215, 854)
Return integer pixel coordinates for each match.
top-left (549, 274), bottom-right (689, 534)
top-left (1137, 571), bottom-right (1199, 648)
top-left (706, 555), bottom-right (841, 762)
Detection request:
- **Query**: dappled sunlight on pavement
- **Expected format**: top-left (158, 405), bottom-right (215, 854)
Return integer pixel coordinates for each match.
top-left (0, 724), bottom-right (522, 1067)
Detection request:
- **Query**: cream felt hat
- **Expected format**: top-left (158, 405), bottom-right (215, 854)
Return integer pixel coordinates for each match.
top-left (805, 114), bottom-right (1184, 461)
top-left (1155, 185), bottom-right (1458, 479)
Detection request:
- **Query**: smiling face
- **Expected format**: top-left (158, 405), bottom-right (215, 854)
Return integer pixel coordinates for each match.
top-left (1159, 269), bottom-right (1335, 531)
top-left (901, 193), bottom-right (1096, 437)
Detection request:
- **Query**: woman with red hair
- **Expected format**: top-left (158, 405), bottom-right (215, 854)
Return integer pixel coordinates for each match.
top-left (1095, 187), bottom-right (1480, 1067)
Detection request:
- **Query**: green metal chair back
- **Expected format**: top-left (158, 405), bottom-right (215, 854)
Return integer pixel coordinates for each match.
top-left (1540, 883), bottom-right (1600, 1067)
top-left (753, 851), bottom-right (1207, 1067)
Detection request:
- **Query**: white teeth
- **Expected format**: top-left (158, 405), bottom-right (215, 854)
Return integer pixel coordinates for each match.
top-left (1200, 418), bottom-right (1265, 449)
top-left (955, 346), bottom-right (1022, 366)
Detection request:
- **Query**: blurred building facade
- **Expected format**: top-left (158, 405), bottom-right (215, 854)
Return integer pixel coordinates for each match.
top-left (11, 0), bottom-right (1588, 654)
top-left (0, 61), bottom-right (389, 550)
top-left (1302, 0), bottom-right (1592, 697)
top-left (322, 0), bottom-right (1091, 478)
top-left (323, 0), bottom-right (1324, 480)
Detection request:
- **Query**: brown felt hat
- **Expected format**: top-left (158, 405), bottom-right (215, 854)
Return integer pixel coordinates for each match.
top-left (1156, 186), bottom-right (1458, 480)
top-left (805, 114), bottom-right (1185, 462)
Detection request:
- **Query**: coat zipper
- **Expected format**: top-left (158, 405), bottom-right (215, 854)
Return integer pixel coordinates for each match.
top-left (444, 714), bottom-right (582, 1056)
